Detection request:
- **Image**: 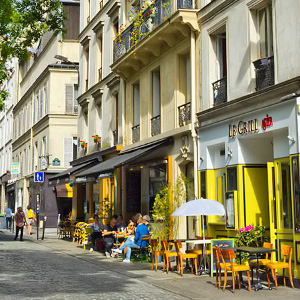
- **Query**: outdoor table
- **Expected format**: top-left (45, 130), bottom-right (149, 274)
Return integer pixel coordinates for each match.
top-left (235, 246), bottom-right (277, 291)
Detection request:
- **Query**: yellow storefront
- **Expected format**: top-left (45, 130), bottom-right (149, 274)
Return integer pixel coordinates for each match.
top-left (198, 99), bottom-right (300, 278)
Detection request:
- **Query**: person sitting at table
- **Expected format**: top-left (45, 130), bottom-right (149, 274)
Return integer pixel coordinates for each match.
top-left (85, 214), bottom-right (104, 252)
top-left (112, 215), bottom-right (149, 263)
top-left (102, 216), bottom-right (117, 257)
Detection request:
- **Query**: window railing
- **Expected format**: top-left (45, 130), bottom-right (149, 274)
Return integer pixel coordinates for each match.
top-left (212, 77), bottom-right (227, 106)
top-left (151, 115), bottom-right (161, 136)
top-left (113, 0), bottom-right (197, 62)
top-left (178, 102), bottom-right (191, 126)
top-left (113, 130), bottom-right (118, 145)
top-left (132, 124), bottom-right (140, 143)
top-left (253, 56), bottom-right (274, 91)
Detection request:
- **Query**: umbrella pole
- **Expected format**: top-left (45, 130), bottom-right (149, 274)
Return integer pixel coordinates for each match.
top-left (202, 214), bottom-right (207, 273)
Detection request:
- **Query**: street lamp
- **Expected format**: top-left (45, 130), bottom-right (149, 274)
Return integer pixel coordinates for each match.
top-left (54, 55), bottom-right (79, 85)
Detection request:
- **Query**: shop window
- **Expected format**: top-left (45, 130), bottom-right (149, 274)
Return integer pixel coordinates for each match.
top-left (227, 166), bottom-right (237, 191)
top-left (216, 173), bottom-right (225, 223)
top-left (281, 163), bottom-right (292, 229)
top-left (225, 191), bottom-right (235, 229)
top-left (292, 156), bottom-right (300, 232)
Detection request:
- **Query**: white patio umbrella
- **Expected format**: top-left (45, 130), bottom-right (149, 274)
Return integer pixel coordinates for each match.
top-left (172, 198), bottom-right (225, 273)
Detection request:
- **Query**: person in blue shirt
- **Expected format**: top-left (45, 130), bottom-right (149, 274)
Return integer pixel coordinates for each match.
top-left (4, 207), bottom-right (12, 230)
top-left (112, 215), bottom-right (150, 263)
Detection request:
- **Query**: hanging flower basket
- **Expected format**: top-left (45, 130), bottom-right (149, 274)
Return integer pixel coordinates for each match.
top-left (79, 141), bottom-right (87, 148)
top-left (92, 135), bottom-right (101, 143)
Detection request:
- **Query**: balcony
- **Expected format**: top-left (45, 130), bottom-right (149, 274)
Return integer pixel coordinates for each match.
top-left (112, 0), bottom-right (198, 77)
top-left (113, 130), bottom-right (118, 145)
top-left (253, 56), bottom-right (274, 91)
top-left (151, 115), bottom-right (161, 136)
top-left (132, 125), bottom-right (140, 143)
top-left (212, 77), bottom-right (227, 106)
top-left (178, 102), bottom-right (191, 126)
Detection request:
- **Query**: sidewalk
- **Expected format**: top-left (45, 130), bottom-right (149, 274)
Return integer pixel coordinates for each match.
top-left (4, 228), bottom-right (300, 299)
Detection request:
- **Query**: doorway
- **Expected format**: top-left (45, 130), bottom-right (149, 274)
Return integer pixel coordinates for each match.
top-left (126, 169), bottom-right (141, 216)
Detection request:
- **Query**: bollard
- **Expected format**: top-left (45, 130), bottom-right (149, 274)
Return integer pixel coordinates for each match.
top-left (36, 214), bottom-right (40, 240)
top-left (12, 215), bottom-right (15, 233)
top-left (42, 216), bottom-right (47, 240)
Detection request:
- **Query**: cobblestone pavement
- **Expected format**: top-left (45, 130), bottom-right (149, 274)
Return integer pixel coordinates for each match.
top-left (1, 229), bottom-right (300, 300)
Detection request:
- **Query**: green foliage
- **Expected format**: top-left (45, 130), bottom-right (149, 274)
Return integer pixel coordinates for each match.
top-left (0, 0), bottom-right (64, 110)
top-left (151, 174), bottom-right (189, 250)
top-left (235, 224), bottom-right (269, 259)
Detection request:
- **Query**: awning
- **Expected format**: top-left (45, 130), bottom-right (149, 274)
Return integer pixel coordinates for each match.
top-left (75, 138), bottom-right (172, 182)
top-left (56, 183), bottom-right (73, 198)
top-left (48, 160), bottom-right (99, 186)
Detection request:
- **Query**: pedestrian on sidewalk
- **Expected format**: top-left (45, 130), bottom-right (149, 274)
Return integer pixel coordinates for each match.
top-left (4, 206), bottom-right (12, 230)
top-left (14, 207), bottom-right (27, 241)
top-left (26, 205), bottom-right (36, 236)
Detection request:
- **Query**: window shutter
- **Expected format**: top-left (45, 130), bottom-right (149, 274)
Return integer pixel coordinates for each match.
top-left (65, 84), bottom-right (74, 114)
top-left (64, 137), bottom-right (73, 167)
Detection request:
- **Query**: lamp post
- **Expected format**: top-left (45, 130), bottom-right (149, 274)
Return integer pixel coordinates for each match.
top-left (54, 55), bottom-right (79, 86)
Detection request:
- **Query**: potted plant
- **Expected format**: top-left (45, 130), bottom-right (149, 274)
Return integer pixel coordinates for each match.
top-left (235, 224), bottom-right (268, 264)
top-left (92, 135), bottom-right (101, 143)
top-left (79, 141), bottom-right (87, 149)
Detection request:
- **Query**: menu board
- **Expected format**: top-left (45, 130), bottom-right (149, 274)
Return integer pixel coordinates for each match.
top-left (210, 238), bottom-right (235, 275)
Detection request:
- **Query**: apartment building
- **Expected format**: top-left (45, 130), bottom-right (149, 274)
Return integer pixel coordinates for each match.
top-left (12, 1), bottom-right (80, 226)
top-left (197, 0), bottom-right (300, 278)
top-left (0, 59), bottom-right (17, 213)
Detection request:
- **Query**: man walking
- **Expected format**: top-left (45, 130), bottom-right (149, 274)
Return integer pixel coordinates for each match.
top-left (14, 207), bottom-right (27, 241)
top-left (4, 206), bottom-right (12, 230)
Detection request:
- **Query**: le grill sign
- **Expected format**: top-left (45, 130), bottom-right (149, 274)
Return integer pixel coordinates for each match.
top-left (229, 114), bottom-right (273, 137)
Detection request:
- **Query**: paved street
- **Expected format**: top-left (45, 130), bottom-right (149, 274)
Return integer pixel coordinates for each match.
top-left (0, 229), bottom-right (299, 300)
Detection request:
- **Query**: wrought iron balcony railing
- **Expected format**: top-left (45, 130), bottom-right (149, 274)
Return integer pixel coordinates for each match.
top-left (212, 77), bottom-right (227, 106)
top-left (132, 124), bottom-right (140, 143)
top-left (113, 0), bottom-right (196, 62)
top-left (151, 115), bottom-right (161, 136)
top-left (113, 130), bottom-right (118, 145)
top-left (178, 102), bottom-right (191, 126)
top-left (253, 56), bottom-right (274, 91)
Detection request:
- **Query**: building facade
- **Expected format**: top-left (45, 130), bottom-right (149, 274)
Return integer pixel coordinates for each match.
top-left (0, 59), bottom-right (17, 213)
top-left (197, 0), bottom-right (300, 278)
top-left (12, 1), bottom-right (80, 226)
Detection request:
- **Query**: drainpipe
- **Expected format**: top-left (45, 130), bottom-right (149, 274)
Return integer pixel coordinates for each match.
top-left (190, 31), bottom-right (200, 236)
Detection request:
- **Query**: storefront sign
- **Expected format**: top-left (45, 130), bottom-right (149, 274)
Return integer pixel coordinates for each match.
top-left (11, 162), bottom-right (20, 174)
top-left (229, 119), bottom-right (259, 137)
top-left (261, 114), bottom-right (273, 131)
top-left (52, 158), bottom-right (61, 166)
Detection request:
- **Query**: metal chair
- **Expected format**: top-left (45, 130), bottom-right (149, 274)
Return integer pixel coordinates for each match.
top-left (150, 239), bottom-right (164, 271)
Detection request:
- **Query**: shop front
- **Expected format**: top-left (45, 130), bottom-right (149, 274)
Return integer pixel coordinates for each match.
top-left (198, 98), bottom-right (300, 278)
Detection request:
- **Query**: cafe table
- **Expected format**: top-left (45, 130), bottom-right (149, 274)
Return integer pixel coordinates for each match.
top-left (235, 246), bottom-right (277, 291)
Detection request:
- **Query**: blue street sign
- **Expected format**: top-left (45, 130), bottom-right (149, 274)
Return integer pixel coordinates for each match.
top-left (34, 172), bottom-right (44, 183)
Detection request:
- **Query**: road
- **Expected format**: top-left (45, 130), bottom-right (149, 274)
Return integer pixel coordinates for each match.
top-left (0, 229), bottom-right (299, 300)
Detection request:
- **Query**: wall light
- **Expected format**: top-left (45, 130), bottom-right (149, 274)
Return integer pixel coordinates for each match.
top-left (228, 149), bottom-right (233, 158)
top-left (287, 135), bottom-right (296, 143)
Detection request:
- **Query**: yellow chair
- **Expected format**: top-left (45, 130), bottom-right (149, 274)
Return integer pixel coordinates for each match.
top-left (83, 227), bottom-right (93, 250)
top-left (150, 239), bottom-right (164, 271)
top-left (266, 244), bottom-right (294, 290)
top-left (222, 249), bottom-right (251, 293)
top-left (162, 240), bottom-right (178, 274)
top-left (249, 242), bottom-right (273, 284)
top-left (174, 240), bottom-right (198, 276)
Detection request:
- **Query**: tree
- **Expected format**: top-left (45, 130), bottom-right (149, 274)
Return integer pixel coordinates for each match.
top-left (0, 0), bottom-right (64, 110)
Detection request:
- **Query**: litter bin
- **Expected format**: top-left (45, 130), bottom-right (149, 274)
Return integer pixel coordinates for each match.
top-left (0, 214), bottom-right (6, 229)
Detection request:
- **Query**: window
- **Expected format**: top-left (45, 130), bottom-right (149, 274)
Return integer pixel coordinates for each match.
top-left (84, 47), bottom-right (89, 91)
top-left (113, 18), bottom-right (119, 37)
top-left (36, 94), bottom-right (39, 120)
top-left (64, 137), bottom-right (73, 167)
top-left (292, 156), bottom-right (300, 232)
top-left (258, 4), bottom-right (273, 58)
top-left (227, 167), bottom-right (237, 190)
top-left (152, 69), bottom-right (161, 118)
top-left (97, 35), bottom-right (103, 81)
top-left (40, 89), bottom-right (44, 119)
top-left (216, 32), bottom-right (227, 80)
top-left (44, 86), bottom-right (48, 115)
top-left (133, 83), bottom-right (140, 126)
top-left (65, 84), bottom-right (78, 114)
top-left (73, 137), bottom-right (77, 161)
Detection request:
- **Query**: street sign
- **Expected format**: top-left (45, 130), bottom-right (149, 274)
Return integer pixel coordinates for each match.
top-left (11, 162), bottom-right (20, 174)
top-left (52, 158), bottom-right (61, 166)
top-left (34, 172), bottom-right (44, 183)
top-left (41, 157), bottom-right (48, 169)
